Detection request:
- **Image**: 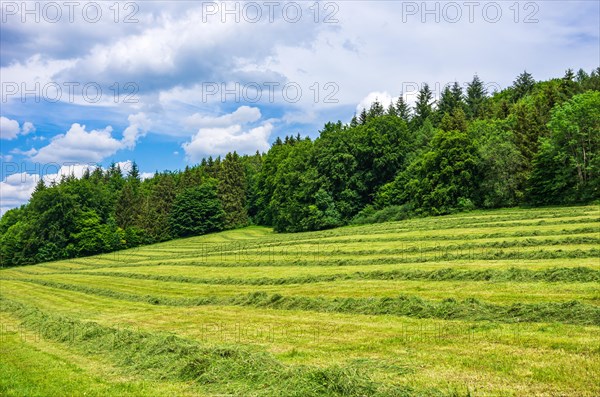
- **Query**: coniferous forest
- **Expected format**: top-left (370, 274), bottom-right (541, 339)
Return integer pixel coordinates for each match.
top-left (1, 69), bottom-right (599, 267)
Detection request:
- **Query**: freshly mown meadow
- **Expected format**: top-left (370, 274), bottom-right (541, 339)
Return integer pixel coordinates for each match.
top-left (1, 205), bottom-right (599, 396)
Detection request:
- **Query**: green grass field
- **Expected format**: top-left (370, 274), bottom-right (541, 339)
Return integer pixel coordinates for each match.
top-left (1, 205), bottom-right (599, 396)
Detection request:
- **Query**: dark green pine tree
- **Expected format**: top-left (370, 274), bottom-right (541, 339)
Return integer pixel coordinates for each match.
top-left (560, 68), bottom-right (579, 98)
top-left (512, 71), bottom-right (535, 101)
top-left (367, 99), bottom-right (385, 119)
top-left (115, 183), bottom-right (140, 229)
top-left (386, 103), bottom-right (398, 117)
top-left (436, 86), bottom-right (455, 117)
top-left (127, 161), bottom-right (141, 190)
top-left (91, 166), bottom-right (104, 182)
top-left (106, 162), bottom-right (125, 193)
top-left (180, 165), bottom-right (203, 189)
top-left (350, 114), bottom-right (359, 127)
top-left (466, 75), bottom-right (487, 119)
top-left (436, 82), bottom-right (465, 127)
top-left (358, 108), bottom-right (368, 125)
top-left (114, 161), bottom-right (143, 231)
top-left (576, 68), bottom-right (589, 84)
top-left (217, 152), bottom-right (248, 229)
top-left (413, 84), bottom-right (434, 128)
top-left (450, 81), bottom-right (464, 106)
top-left (144, 173), bottom-right (177, 241)
top-left (204, 156), bottom-right (221, 179)
top-left (563, 68), bottom-right (575, 81)
top-left (395, 96), bottom-right (411, 123)
top-left (34, 179), bottom-right (46, 194)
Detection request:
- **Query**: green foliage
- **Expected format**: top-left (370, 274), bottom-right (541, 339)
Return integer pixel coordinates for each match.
top-left (465, 75), bottom-right (487, 119)
top-left (396, 130), bottom-right (479, 215)
top-left (169, 181), bottom-right (226, 237)
top-left (394, 96), bottom-right (411, 123)
top-left (141, 173), bottom-right (176, 242)
top-left (470, 120), bottom-right (526, 208)
top-left (1, 69), bottom-right (598, 266)
top-left (436, 82), bottom-right (465, 127)
top-left (512, 70), bottom-right (535, 101)
top-left (412, 84), bottom-right (434, 128)
top-left (527, 91), bottom-right (600, 203)
top-left (218, 152), bottom-right (248, 229)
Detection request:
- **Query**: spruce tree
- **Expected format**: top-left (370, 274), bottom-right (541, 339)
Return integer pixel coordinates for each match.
top-left (413, 84), bottom-right (434, 128)
top-left (512, 71), bottom-right (535, 101)
top-left (560, 68), bottom-right (579, 98)
top-left (450, 82), bottom-right (464, 106)
top-left (367, 99), bottom-right (385, 119)
top-left (358, 108), bottom-right (368, 125)
top-left (386, 103), bottom-right (397, 117)
top-left (466, 75), bottom-right (487, 119)
top-left (217, 152), bottom-right (248, 229)
top-left (437, 86), bottom-right (455, 116)
top-left (395, 96), bottom-right (411, 123)
top-left (33, 179), bottom-right (46, 194)
top-left (115, 183), bottom-right (139, 229)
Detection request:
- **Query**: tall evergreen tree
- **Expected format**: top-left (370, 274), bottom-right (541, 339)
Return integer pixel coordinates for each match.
top-left (217, 152), bottom-right (248, 229)
top-left (560, 68), bottom-right (579, 98)
top-left (386, 103), bottom-right (397, 117)
top-left (143, 173), bottom-right (176, 241)
top-left (437, 86), bottom-right (455, 116)
top-left (367, 99), bottom-right (385, 119)
top-left (358, 108), bottom-right (368, 125)
top-left (413, 84), bottom-right (434, 128)
top-left (33, 179), bottom-right (46, 194)
top-left (512, 71), bottom-right (535, 101)
top-left (395, 96), bottom-right (411, 123)
top-left (115, 183), bottom-right (139, 229)
top-left (450, 82), bottom-right (464, 106)
top-left (466, 75), bottom-right (487, 119)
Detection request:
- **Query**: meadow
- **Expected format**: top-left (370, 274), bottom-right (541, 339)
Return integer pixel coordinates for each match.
top-left (1, 205), bottom-right (599, 396)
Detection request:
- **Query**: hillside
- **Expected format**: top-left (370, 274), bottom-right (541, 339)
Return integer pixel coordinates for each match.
top-left (2, 73), bottom-right (599, 268)
top-left (1, 205), bottom-right (599, 396)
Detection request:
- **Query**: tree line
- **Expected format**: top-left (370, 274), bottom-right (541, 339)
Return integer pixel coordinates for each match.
top-left (1, 68), bottom-right (599, 266)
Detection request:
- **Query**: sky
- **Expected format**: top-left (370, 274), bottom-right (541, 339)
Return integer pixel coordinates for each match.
top-left (1, 0), bottom-right (599, 215)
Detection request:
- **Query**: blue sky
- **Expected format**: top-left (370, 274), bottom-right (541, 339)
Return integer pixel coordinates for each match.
top-left (1, 0), bottom-right (599, 214)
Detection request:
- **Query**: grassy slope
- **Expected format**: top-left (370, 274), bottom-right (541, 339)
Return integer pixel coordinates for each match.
top-left (1, 205), bottom-right (599, 396)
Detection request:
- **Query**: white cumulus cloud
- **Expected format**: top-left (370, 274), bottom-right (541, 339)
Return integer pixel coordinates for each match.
top-left (122, 112), bottom-right (151, 149)
top-left (182, 106), bottom-right (272, 161)
top-left (183, 123), bottom-right (272, 162)
top-left (356, 92), bottom-right (398, 114)
top-left (0, 117), bottom-right (35, 140)
top-left (184, 106), bottom-right (261, 130)
top-left (26, 114), bottom-right (151, 164)
top-left (31, 124), bottom-right (123, 163)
